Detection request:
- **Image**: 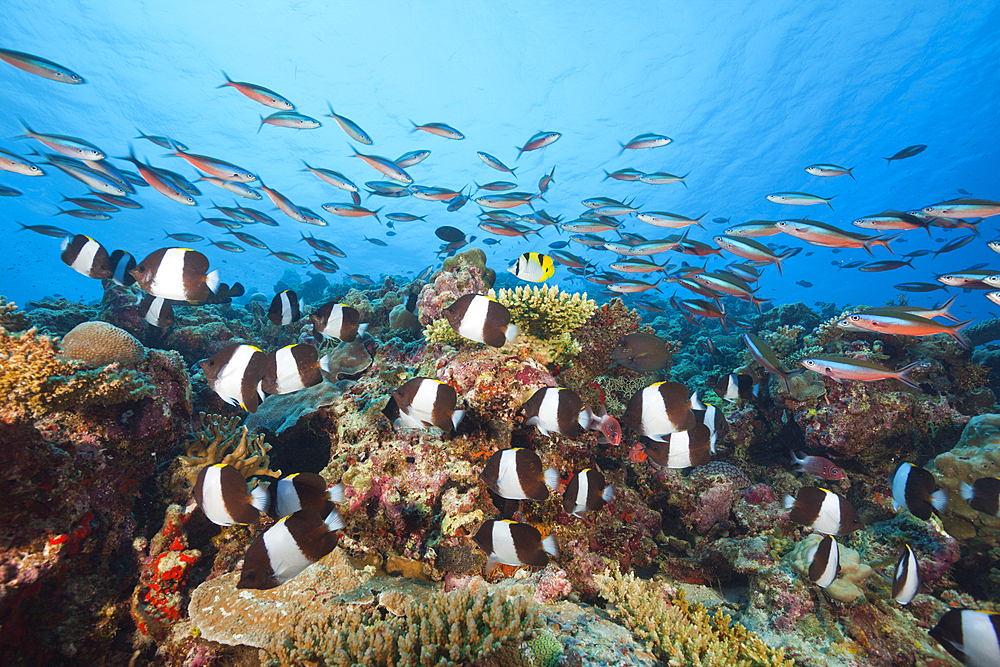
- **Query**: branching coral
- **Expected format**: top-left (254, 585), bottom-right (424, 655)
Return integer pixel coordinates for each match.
top-left (268, 586), bottom-right (541, 667)
top-left (595, 568), bottom-right (793, 667)
top-left (0, 325), bottom-right (154, 418)
top-left (0, 296), bottom-right (30, 332)
top-left (177, 412), bottom-right (281, 486)
top-left (488, 284), bottom-right (597, 340)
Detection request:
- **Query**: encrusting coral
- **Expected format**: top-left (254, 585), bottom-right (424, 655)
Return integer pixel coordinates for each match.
top-left (931, 413), bottom-right (1000, 543)
top-left (595, 567), bottom-right (794, 667)
top-left (0, 325), bottom-right (154, 418)
top-left (788, 533), bottom-right (874, 603)
top-left (176, 412), bottom-right (281, 486)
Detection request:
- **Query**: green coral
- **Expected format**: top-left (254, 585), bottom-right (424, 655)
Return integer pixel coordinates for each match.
top-left (596, 568), bottom-right (793, 667)
top-left (266, 587), bottom-right (540, 667)
top-left (0, 326), bottom-right (154, 418)
top-left (524, 631), bottom-right (563, 667)
top-left (489, 284), bottom-right (597, 340)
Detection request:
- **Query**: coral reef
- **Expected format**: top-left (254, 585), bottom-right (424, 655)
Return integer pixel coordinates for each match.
top-left (188, 547), bottom-right (542, 664)
top-left (417, 248), bottom-right (495, 325)
top-left (595, 567), bottom-right (793, 667)
top-left (0, 296), bottom-right (30, 332)
top-left (0, 326), bottom-right (155, 418)
top-left (931, 413), bottom-right (1000, 543)
top-left (490, 284), bottom-right (597, 340)
top-left (131, 504), bottom-right (201, 639)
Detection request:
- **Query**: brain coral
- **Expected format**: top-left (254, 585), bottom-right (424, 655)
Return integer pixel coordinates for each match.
top-left (61, 321), bottom-right (146, 367)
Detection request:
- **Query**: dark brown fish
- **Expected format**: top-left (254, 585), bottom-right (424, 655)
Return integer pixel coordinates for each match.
top-left (611, 332), bottom-right (673, 372)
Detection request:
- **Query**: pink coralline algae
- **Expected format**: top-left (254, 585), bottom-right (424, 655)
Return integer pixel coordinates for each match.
top-left (416, 248), bottom-right (494, 325)
top-left (688, 482), bottom-right (736, 532)
top-left (792, 379), bottom-right (969, 460)
top-left (437, 346), bottom-right (557, 419)
top-left (532, 565), bottom-right (573, 603)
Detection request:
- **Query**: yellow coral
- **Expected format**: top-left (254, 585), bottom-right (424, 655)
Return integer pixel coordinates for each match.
top-left (0, 326), bottom-right (154, 418)
top-left (489, 285), bottom-right (597, 340)
top-left (176, 412), bottom-right (280, 486)
top-left (61, 321), bottom-right (146, 367)
top-left (596, 568), bottom-right (793, 667)
top-left (423, 317), bottom-right (466, 345)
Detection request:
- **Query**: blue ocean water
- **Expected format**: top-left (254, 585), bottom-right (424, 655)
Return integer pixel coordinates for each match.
top-left (1, 1), bottom-right (998, 320)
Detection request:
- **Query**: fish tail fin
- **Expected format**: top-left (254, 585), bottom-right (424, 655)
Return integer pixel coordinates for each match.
top-left (356, 323), bottom-right (370, 338)
top-left (934, 294), bottom-right (960, 322)
top-left (782, 494), bottom-right (796, 510)
top-left (324, 509), bottom-right (345, 531)
top-left (328, 483), bottom-right (345, 504)
top-left (408, 119), bottom-right (418, 133)
top-left (249, 484), bottom-right (270, 513)
top-left (542, 534), bottom-right (559, 558)
top-left (883, 156), bottom-right (893, 165)
top-left (959, 482), bottom-right (974, 502)
top-left (451, 409), bottom-right (465, 431)
top-left (205, 269), bottom-right (221, 294)
top-left (774, 249), bottom-right (796, 276)
top-left (14, 115), bottom-right (31, 137)
top-left (257, 115), bottom-right (264, 134)
top-left (894, 361), bottom-right (924, 390)
top-left (950, 319), bottom-right (974, 350)
top-left (617, 142), bottom-right (626, 156)
top-left (318, 352), bottom-right (331, 374)
top-left (217, 70), bottom-right (234, 88)
top-left (14, 221), bottom-right (29, 232)
top-left (826, 195), bottom-right (836, 211)
top-left (602, 484), bottom-right (615, 503)
top-left (847, 166), bottom-right (856, 181)
top-left (515, 146), bottom-right (524, 161)
top-left (931, 489), bottom-right (949, 513)
top-left (874, 231), bottom-right (903, 256)
top-left (505, 324), bottom-right (520, 344)
top-left (543, 467), bottom-right (560, 491)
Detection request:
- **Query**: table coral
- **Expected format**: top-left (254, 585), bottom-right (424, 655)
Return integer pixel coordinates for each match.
top-left (176, 412), bottom-right (281, 487)
top-left (187, 546), bottom-right (542, 665)
top-left (595, 567), bottom-right (794, 667)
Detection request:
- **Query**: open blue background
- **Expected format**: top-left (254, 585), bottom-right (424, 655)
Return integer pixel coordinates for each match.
top-left (1, 1), bottom-right (997, 322)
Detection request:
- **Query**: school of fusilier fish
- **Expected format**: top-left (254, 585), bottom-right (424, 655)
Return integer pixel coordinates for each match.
top-left (5, 45), bottom-right (1000, 666)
